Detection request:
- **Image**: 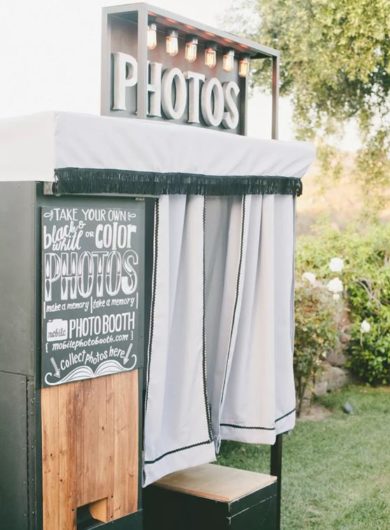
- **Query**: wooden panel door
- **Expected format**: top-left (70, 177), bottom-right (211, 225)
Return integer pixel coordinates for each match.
top-left (41, 370), bottom-right (139, 530)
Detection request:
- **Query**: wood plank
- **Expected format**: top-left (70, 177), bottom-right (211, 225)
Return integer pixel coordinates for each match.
top-left (105, 374), bottom-right (116, 522)
top-left (77, 377), bottom-right (109, 507)
top-left (96, 376), bottom-right (110, 502)
top-left (155, 464), bottom-right (277, 503)
top-left (78, 379), bottom-right (93, 505)
top-left (112, 370), bottom-right (139, 518)
top-left (74, 381), bottom-right (84, 509)
top-left (41, 386), bottom-right (60, 530)
top-left (58, 383), bottom-right (77, 530)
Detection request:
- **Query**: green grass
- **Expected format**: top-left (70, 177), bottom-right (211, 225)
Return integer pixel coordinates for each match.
top-left (217, 386), bottom-right (390, 529)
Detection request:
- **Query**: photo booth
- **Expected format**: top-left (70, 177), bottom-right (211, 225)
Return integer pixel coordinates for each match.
top-left (0, 4), bottom-right (314, 530)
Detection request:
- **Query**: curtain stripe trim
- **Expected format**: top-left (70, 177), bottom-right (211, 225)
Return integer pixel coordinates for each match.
top-left (144, 200), bottom-right (159, 413)
top-left (145, 407), bottom-right (296, 465)
top-left (220, 408), bottom-right (296, 431)
top-left (203, 198), bottom-right (214, 442)
top-left (53, 168), bottom-right (303, 196)
top-left (144, 439), bottom-right (214, 465)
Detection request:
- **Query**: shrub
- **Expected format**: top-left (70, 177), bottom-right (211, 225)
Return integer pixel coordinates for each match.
top-left (347, 262), bottom-right (390, 384)
top-left (294, 279), bottom-right (339, 415)
top-left (295, 220), bottom-right (390, 391)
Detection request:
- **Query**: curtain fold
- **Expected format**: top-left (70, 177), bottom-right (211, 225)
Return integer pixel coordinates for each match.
top-left (204, 196), bottom-right (245, 448)
top-left (218, 195), bottom-right (296, 444)
top-left (143, 195), bottom-right (215, 487)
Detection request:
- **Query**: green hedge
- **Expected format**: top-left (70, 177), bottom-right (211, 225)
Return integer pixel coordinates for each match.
top-left (295, 220), bottom-right (390, 393)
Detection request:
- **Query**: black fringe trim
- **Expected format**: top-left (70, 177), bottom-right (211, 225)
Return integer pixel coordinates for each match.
top-left (53, 168), bottom-right (303, 196)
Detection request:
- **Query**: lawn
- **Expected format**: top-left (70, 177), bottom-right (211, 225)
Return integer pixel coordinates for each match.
top-left (218, 385), bottom-right (390, 529)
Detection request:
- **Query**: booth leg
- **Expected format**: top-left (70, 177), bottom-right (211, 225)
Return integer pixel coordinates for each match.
top-left (270, 434), bottom-right (283, 530)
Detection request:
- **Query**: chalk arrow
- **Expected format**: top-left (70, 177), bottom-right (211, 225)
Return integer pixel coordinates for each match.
top-left (50, 357), bottom-right (61, 378)
top-left (124, 343), bottom-right (133, 365)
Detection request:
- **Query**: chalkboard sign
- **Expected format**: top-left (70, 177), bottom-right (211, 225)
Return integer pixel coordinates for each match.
top-left (41, 201), bottom-right (144, 387)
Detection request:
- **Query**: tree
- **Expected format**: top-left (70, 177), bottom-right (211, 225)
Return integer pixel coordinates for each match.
top-left (225, 0), bottom-right (390, 210)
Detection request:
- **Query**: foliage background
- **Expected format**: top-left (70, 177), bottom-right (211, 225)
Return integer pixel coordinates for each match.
top-left (224, 0), bottom-right (390, 214)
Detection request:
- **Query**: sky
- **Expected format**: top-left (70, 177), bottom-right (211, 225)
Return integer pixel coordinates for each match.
top-left (0, 0), bottom-right (358, 146)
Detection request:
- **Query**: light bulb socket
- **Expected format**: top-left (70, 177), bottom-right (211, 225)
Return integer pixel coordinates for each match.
top-left (186, 35), bottom-right (198, 45)
top-left (167, 29), bottom-right (178, 38)
top-left (205, 42), bottom-right (217, 51)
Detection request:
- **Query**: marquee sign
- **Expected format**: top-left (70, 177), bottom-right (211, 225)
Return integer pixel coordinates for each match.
top-left (111, 52), bottom-right (241, 130)
top-left (101, 3), bottom-right (280, 137)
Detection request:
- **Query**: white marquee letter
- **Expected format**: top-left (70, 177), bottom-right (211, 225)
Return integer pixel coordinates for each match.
top-left (222, 81), bottom-right (240, 129)
top-left (161, 68), bottom-right (187, 120)
top-left (201, 78), bottom-right (224, 127)
top-left (185, 71), bottom-right (205, 123)
top-left (112, 52), bottom-right (138, 111)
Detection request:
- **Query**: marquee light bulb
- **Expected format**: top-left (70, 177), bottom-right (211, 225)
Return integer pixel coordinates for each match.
top-left (166, 29), bottom-right (179, 56)
top-left (185, 36), bottom-right (198, 63)
top-left (147, 23), bottom-right (157, 50)
top-left (205, 43), bottom-right (217, 69)
top-left (239, 56), bottom-right (250, 77)
top-left (223, 50), bottom-right (235, 72)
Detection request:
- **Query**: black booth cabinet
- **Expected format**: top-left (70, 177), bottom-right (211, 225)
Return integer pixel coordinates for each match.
top-left (0, 182), bottom-right (146, 530)
top-left (0, 182), bottom-right (40, 530)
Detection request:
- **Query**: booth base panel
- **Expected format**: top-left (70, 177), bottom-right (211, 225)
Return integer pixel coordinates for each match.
top-left (143, 464), bottom-right (278, 530)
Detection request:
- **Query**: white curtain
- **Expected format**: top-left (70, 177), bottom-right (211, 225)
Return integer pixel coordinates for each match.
top-left (143, 194), bottom-right (296, 486)
top-left (214, 195), bottom-right (296, 445)
top-left (143, 195), bottom-right (215, 487)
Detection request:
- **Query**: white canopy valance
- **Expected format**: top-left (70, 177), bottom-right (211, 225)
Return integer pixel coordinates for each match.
top-left (0, 112), bottom-right (314, 184)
